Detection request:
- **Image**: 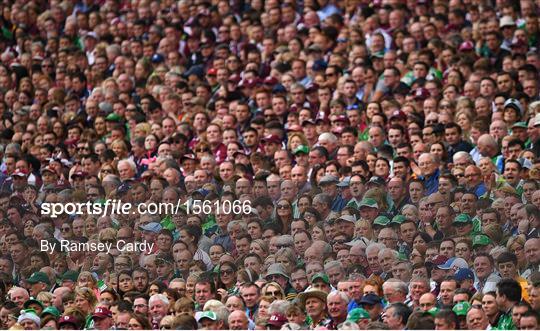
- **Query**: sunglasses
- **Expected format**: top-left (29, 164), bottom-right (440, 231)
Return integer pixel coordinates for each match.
top-left (277, 204), bottom-right (290, 209)
top-left (265, 291), bottom-right (281, 296)
top-left (221, 269), bottom-right (234, 275)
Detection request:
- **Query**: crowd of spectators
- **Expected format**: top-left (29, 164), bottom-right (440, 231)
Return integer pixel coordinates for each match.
top-left (0, 0), bottom-right (539, 329)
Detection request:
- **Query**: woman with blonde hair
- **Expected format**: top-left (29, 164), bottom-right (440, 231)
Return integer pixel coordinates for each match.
top-left (250, 239), bottom-right (269, 260)
top-left (286, 132), bottom-right (309, 152)
top-left (111, 139), bottom-right (129, 160)
top-left (506, 235), bottom-right (527, 273)
top-left (355, 219), bottom-right (374, 240)
top-left (261, 282), bottom-right (285, 300)
top-left (74, 287), bottom-right (98, 316)
top-left (134, 122), bottom-right (151, 139)
top-left (275, 248), bottom-right (297, 274)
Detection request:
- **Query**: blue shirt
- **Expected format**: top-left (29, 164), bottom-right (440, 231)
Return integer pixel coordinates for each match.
top-left (421, 169), bottom-right (440, 195)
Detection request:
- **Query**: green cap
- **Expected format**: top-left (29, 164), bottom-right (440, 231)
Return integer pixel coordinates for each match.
top-left (373, 215), bottom-right (390, 227)
top-left (453, 214), bottom-right (472, 225)
top-left (347, 308), bottom-right (370, 322)
top-left (105, 113), bottom-right (121, 122)
top-left (293, 145), bottom-right (310, 155)
top-left (391, 215), bottom-right (406, 225)
top-left (472, 234), bottom-right (492, 247)
top-left (27, 272), bottom-right (51, 285)
top-left (62, 270), bottom-right (79, 282)
top-left (453, 301), bottom-right (471, 316)
top-left (359, 198), bottom-right (378, 209)
top-left (41, 306), bottom-right (60, 318)
top-left (371, 51), bottom-right (384, 59)
top-left (511, 121), bottom-right (527, 129)
top-left (23, 298), bottom-right (44, 310)
top-left (427, 307), bottom-right (440, 317)
top-left (311, 272), bottom-right (330, 285)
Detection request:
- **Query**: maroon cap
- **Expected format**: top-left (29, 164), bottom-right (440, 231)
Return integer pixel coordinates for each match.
top-left (430, 255), bottom-right (449, 267)
top-left (266, 313), bottom-right (287, 327)
top-left (92, 306), bottom-right (112, 319)
top-left (41, 166), bottom-right (56, 174)
top-left (333, 114), bottom-right (349, 123)
top-left (315, 114), bottom-right (329, 124)
top-left (64, 138), bottom-right (78, 146)
top-left (263, 76), bottom-right (279, 85)
top-left (389, 110), bottom-right (407, 121)
top-left (262, 134), bottom-right (281, 144)
top-left (239, 78), bottom-right (261, 88)
top-left (413, 87), bottom-right (430, 100)
top-left (306, 82), bottom-right (319, 93)
top-left (207, 68), bottom-right (217, 76)
top-left (228, 74), bottom-right (241, 83)
top-left (71, 171), bottom-right (87, 178)
top-left (287, 124), bottom-right (303, 132)
top-left (458, 41), bottom-right (474, 51)
top-left (181, 153), bottom-right (197, 161)
top-left (58, 315), bottom-right (79, 326)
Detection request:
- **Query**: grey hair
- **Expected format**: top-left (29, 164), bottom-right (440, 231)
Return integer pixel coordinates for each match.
top-left (378, 248), bottom-right (399, 260)
top-left (327, 290), bottom-right (349, 303)
top-left (227, 220), bottom-right (247, 232)
top-left (118, 159), bottom-right (137, 172)
top-left (268, 300), bottom-right (291, 315)
top-left (366, 242), bottom-right (385, 255)
top-left (453, 151), bottom-right (473, 164)
top-left (338, 321), bottom-right (360, 330)
top-left (324, 260), bottom-right (344, 273)
top-left (318, 132), bottom-right (338, 144)
top-left (149, 293), bottom-right (169, 306)
top-left (383, 278), bottom-right (409, 295)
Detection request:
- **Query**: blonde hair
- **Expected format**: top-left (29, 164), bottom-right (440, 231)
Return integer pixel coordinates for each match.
top-left (74, 287), bottom-right (98, 308)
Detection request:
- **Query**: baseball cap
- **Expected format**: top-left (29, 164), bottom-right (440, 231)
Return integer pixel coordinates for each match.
top-left (347, 308), bottom-right (370, 322)
top-left (265, 263), bottom-right (289, 280)
top-left (391, 215), bottom-right (406, 225)
top-left (92, 306), bottom-right (112, 319)
top-left (27, 272), bottom-right (51, 285)
top-left (293, 145), bottom-right (310, 155)
top-left (41, 306), bottom-right (60, 318)
top-left (337, 176), bottom-right (351, 187)
top-left (261, 134), bottom-right (281, 144)
top-left (319, 175), bottom-right (339, 185)
top-left (12, 168), bottom-right (28, 177)
top-left (459, 41), bottom-right (475, 51)
top-left (453, 301), bottom-right (471, 316)
top-left (438, 257), bottom-right (468, 270)
top-left (389, 110), bottom-right (407, 121)
top-left (503, 98), bottom-right (523, 117)
top-left (511, 121), bottom-right (527, 129)
top-left (195, 311), bottom-right (217, 322)
top-left (373, 216), bottom-right (391, 227)
top-left (429, 255), bottom-right (449, 268)
top-left (455, 268), bottom-right (475, 282)
top-left (24, 298), bottom-right (44, 310)
top-left (359, 198), bottom-right (378, 209)
top-left (499, 16), bottom-right (516, 28)
top-left (337, 215), bottom-right (356, 224)
top-left (453, 214), bottom-right (472, 225)
top-left (58, 315), bottom-right (79, 327)
top-left (311, 273), bottom-right (330, 285)
top-left (266, 313), bottom-right (287, 327)
top-left (472, 234), bottom-right (492, 248)
top-left (139, 222), bottom-right (162, 233)
top-left (359, 294), bottom-right (382, 305)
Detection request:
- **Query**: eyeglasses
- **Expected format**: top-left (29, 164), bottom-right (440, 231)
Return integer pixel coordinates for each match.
top-left (277, 204), bottom-right (290, 209)
top-left (265, 291), bottom-right (281, 296)
top-left (160, 325), bottom-right (171, 329)
top-left (221, 269), bottom-right (234, 275)
top-left (61, 227), bottom-right (70, 232)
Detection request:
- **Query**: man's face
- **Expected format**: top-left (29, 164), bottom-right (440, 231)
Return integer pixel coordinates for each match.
top-left (240, 285), bottom-right (259, 308)
top-left (194, 283), bottom-right (214, 306)
top-left (327, 295), bottom-right (347, 319)
top-left (474, 256), bottom-right (492, 279)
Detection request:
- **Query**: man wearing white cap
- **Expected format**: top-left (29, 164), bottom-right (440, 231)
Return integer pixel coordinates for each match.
top-left (17, 309), bottom-right (40, 330)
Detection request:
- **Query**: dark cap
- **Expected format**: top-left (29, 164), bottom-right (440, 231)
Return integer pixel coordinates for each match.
top-left (359, 294), bottom-right (382, 305)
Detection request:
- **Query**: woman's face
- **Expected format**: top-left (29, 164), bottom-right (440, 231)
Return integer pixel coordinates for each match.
top-left (119, 273), bottom-right (134, 292)
top-left (412, 235), bottom-right (427, 254)
top-left (510, 243), bottom-right (525, 262)
top-left (430, 143), bottom-right (444, 158)
top-left (289, 136), bottom-right (303, 151)
top-left (258, 299), bottom-right (271, 318)
top-left (178, 230), bottom-right (194, 245)
top-left (145, 135), bottom-right (157, 150)
top-left (220, 265), bottom-right (236, 285)
top-left (276, 256), bottom-right (292, 272)
top-left (366, 154), bottom-right (377, 172)
top-left (128, 318), bottom-right (144, 330)
top-left (264, 285), bottom-right (282, 299)
top-left (363, 284), bottom-right (378, 296)
top-left (78, 276), bottom-right (92, 288)
top-left (94, 118), bottom-right (106, 134)
top-left (149, 284), bottom-right (160, 296)
top-left (355, 222), bottom-right (371, 238)
top-left (85, 220), bottom-right (97, 235)
top-left (75, 294), bottom-right (91, 313)
top-left (209, 246), bottom-right (224, 264)
top-left (276, 201), bottom-right (292, 217)
top-left (456, 113), bottom-right (470, 130)
top-left (325, 164), bottom-right (339, 177)
top-left (312, 226), bottom-right (325, 241)
top-left (315, 168), bottom-right (325, 184)
top-left (249, 242), bottom-right (265, 257)
top-left (23, 220), bottom-right (35, 236)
